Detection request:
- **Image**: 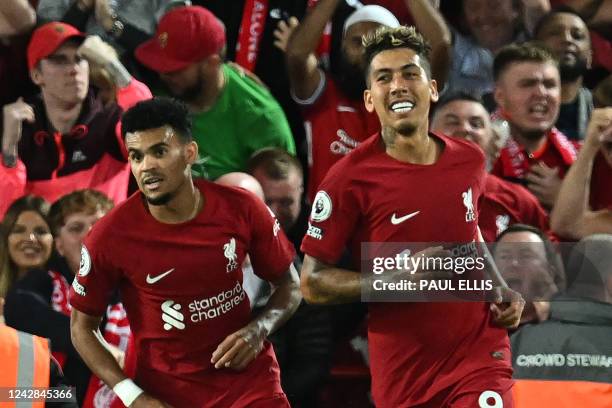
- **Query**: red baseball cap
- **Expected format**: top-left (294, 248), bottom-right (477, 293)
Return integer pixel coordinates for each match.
top-left (136, 6), bottom-right (226, 74)
top-left (27, 22), bottom-right (86, 70)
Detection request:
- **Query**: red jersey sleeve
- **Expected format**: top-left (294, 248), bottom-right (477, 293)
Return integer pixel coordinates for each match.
top-left (247, 194), bottom-right (296, 282)
top-left (69, 233), bottom-right (123, 316)
top-left (301, 169), bottom-right (360, 265)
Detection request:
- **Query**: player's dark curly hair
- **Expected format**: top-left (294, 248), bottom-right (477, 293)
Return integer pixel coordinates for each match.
top-left (121, 97), bottom-right (192, 143)
top-left (362, 26), bottom-right (432, 86)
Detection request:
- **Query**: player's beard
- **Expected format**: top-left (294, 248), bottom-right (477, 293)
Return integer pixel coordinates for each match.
top-left (145, 193), bottom-right (173, 206)
top-left (560, 54), bottom-right (588, 83)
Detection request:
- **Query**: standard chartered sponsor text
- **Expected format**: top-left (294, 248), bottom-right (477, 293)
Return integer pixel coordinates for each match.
top-left (188, 282), bottom-right (246, 322)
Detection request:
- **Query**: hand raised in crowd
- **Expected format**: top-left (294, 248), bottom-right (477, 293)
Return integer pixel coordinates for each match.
top-left (211, 322), bottom-right (266, 371)
top-left (77, 35), bottom-right (119, 67)
top-left (490, 286), bottom-right (525, 329)
top-left (131, 393), bottom-right (173, 408)
top-left (583, 107), bottom-right (612, 151)
top-left (525, 162), bottom-right (562, 208)
top-left (75, 0), bottom-right (95, 12)
top-left (94, 0), bottom-right (115, 32)
top-left (2, 97), bottom-right (35, 167)
top-left (273, 17), bottom-right (299, 53)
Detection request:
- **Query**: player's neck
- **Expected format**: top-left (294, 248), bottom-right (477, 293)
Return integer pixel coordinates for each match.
top-left (147, 181), bottom-right (203, 224)
top-left (384, 126), bottom-right (440, 165)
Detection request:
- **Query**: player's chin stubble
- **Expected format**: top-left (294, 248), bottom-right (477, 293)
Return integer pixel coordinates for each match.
top-left (145, 193), bottom-right (173, 206)
top-left (382, 124), bottom-right (417, 147)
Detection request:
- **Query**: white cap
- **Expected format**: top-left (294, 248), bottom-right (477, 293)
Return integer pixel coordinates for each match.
top-left (343, 5), bottom-right (400, 35)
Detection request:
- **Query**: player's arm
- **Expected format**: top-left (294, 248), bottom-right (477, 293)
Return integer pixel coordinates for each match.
top-left (550, 108), bottom-right (612, 239)
top-left (211, 263), bottom-right (302, 370)
top-left (286, 0), bottom-right (341, 100)
top-left (301, 254), bottom-right (362, 304)
top-left (71, 309), bottom-right (170, 408)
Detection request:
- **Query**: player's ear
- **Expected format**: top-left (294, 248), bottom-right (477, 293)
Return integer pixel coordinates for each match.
top-left (184, 140), bottom-right (198, 164)
top-left (429, 79), bottom-right (439, 103)
top-left (364, 89), bottom-right (375, 113)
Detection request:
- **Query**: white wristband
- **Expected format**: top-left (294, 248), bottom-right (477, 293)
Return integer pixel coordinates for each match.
top-left (112, 379), bottom-right (144, 407)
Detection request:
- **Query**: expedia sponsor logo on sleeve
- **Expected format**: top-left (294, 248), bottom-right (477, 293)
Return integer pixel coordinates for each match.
top-left (307, 223), bottom-right (324, 240)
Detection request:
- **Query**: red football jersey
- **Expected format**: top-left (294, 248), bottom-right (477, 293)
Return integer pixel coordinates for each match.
top-left (70, 180), bottom-right (295, 407)
top-left (479, 174), bottom-right (550, 242)
top-left (301, 133), bottom-right (513, 407)
top-left (296, 72), bottom-right (380, 202)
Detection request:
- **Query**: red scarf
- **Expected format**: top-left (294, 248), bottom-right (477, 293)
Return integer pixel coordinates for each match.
top-left (499, 128), bottom-right (577, 178)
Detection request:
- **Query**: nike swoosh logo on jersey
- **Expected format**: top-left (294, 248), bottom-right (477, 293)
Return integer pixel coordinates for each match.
top-left (146, 268), bottom-right (175, 284)
top-left (391, 211), bottom-right (420, 225)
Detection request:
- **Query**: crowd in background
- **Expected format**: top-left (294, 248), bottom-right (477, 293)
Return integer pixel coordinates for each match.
top-left (0, 0), bottom-right (611, 406)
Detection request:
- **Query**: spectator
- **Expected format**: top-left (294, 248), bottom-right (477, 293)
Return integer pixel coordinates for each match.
top-left (0, 195), bottom-right (90, 404)
top-left (217, 168), bottom-right (331, 408)
top-left (410, 0), bottom-right (550, 97)
top-left (215, 171), bottom-right (265, 201)
top-left (551, 107), bottom-right (612, 239)
top-left (0, 0), bottom-right (38, 109)
top-left (0, 0), bottom-right (36, 36)
top-left (49, 189), bottom-right (113, 276)
top-left (134, 5), bottom-right (296, 180)
top-left (491, 42), bottom-right (576, 209)
top-left (0, 298), bottom-right (78, 408)
top-left (48, 189), bottom-right (131, 408)
top-left (431, 91), bottom-right (550, 241)
top-left (248, 147), bottom-right (309, 254)
top-left (286, 1), bottom-right (399, 202)
top-left (510, 234), bottom-right (612, 407)
top-left (534, 8), bottom-right (593, 140)
top-left (494, 224), bottom-right (565, 325)
top-left (0, 22), bottom-right (152, 217)
top-left (36, 0), bottom-right (172, 62)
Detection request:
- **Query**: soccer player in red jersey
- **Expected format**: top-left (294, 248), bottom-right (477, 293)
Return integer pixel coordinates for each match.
top-left (69, 98), bottom-right (301, 408)
top-left (300, 26), bottom-right (523, 407)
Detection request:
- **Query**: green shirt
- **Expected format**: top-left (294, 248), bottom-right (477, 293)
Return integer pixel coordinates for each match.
top-left (191, 64), bottom-right (295, 180)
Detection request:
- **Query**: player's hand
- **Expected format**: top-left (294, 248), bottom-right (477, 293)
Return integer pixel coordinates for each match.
top-left (78, 35), bottom-right (118, 67)
top-left (273, 17), bottom-right (299, 53)
top-left (130, 393), bottom-right (173, 408)
top-left (490, 286), bottom-right (525, 329)
top-left (525, 162), bottom-right (562, 208)
top-left (211, 323), bottom-right (265, 371)
top-left (2, 97), bottom-right (35, 167)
